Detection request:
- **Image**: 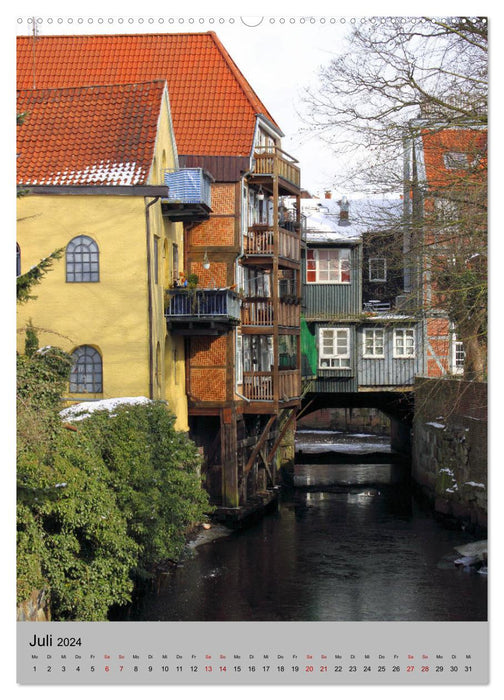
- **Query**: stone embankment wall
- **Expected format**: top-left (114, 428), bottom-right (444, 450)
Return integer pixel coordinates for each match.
top-left (298, 407), bottom-right (390, 435)
top-left (412, 378), bottom-right (487, 530)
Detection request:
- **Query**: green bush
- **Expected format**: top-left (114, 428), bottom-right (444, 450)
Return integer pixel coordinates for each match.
top-left (77, 402), bottom-right (212, 579)
top-left (17, 350), bottom-right (212, 620)
top-left (17, 429), bottom-right (137, 620)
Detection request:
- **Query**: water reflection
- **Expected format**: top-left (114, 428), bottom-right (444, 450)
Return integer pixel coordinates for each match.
top-left (118, 431), bottom-right (487, 623)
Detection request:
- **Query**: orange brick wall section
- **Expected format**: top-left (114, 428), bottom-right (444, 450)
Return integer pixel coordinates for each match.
top-left (209, 183), bottom-right (236, 216)
top-left (190, 336), bottom-right (227, 366)
top-left (190, 182), bottom-right (237, 248)
top-left (190, 368), bottom-right (227, 402)
top-left (190, 261), bottom-right (228, 287)
top-left (190, 217), bottom-right (235, 247)
top-left (189, 336), bottom-right (229, 402)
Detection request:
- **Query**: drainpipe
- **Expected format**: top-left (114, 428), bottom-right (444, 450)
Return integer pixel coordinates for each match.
top-left (145, 196), bottom-right (161, 400)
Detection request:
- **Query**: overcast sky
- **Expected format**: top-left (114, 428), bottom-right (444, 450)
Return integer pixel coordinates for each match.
top-left (15, 14), bottom-right (357, 196)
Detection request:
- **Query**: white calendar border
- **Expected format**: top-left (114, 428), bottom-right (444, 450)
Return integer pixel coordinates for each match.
top-left (5, 1), bottom-right (501, 696)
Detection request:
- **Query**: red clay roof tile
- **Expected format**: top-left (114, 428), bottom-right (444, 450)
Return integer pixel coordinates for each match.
top-left (17, 81), bottom-right (166, 186)
top-left (16, 32), bottom-right (279, 157)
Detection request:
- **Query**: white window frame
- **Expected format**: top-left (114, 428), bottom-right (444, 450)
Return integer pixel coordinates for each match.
top-left (318, 327), bottom-right (351, 369)
top-left (363, 328), bottom-right (385, 358)
top-left (451, 338), bottom-right (465, 375)
top-left (393, 328), bottom-right (416, 358)
top-left (306, 248), bottom-right (351, 284)
top-left (368, 257), bottom-right (387, 282)
top-left (443, 152), bottom-right (469, 169)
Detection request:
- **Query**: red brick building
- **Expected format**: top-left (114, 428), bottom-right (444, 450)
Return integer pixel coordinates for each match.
top-left (403, 122), bottom-right (487, 379)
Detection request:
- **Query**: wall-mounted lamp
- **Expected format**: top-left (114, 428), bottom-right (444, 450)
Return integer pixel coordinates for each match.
top-left (203, 250), bottom-right (211, 270)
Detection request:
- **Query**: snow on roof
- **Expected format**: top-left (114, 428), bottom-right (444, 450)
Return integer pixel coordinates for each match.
top-left (286, 195), bottom-right (403, 244)
top-left (60, 396), bottom-right (152, 422)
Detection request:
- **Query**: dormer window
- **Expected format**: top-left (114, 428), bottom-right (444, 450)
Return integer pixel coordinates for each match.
top-left (443, 152), bottom-right (469, 169)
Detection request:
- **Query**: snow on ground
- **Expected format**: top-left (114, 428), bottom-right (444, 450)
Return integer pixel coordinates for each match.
top-left (60, 396), bottom-right (152, 422)
top-left (295, 441), bottom-right (392, 454)
top-left (296, 429), bottom-right (343, 435)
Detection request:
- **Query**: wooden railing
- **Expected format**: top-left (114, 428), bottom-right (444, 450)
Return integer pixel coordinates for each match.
top-left (278, 300), bottom-right (300, 327)
top-left (244, 225), bottom-right (300, 261)
top-left (166, 288), bottom-right (240, 321)
top-left (243, 372), bottom-right (273, 401)
top-left (279, 370), bottom-right (301, 401)
top-left (253, 146), bottom-right (301, 187)
top-left (241, 299), bottom-right (273, 326)
top-left (241, 298), bottom-right (300, 328)
top-left (242, 370), bottom-right (301, 402)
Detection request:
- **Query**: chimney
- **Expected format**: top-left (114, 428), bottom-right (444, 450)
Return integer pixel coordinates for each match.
top-left (338, 196), bottom-right (350, 226)
top-left (325, 190), bottom-right (332, 199)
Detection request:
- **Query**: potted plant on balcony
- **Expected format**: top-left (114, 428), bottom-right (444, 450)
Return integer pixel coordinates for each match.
top-left (165, 273), bottom-right (201, 315)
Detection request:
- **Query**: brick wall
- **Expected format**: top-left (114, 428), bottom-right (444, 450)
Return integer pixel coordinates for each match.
top-left (209, 183), bottom-right (236, 215)
top-left (189, 261), bottom-right (228, 287)
top-left (190, 183), bottom-right (236, 248)
top-left (190, 217), bottom-right (236, 247)
top-left (190, 335), bottom-right (227, 366)
top-left (189, 336), bottom-right (228, 402)
top-left (190, 368), bottom-right (227, 402)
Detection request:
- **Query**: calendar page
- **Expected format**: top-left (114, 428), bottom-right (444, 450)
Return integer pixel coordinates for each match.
top-left (13, 8), bottom-right (491, 690)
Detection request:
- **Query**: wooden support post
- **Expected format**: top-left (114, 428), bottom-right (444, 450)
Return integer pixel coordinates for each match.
top-left (267, 407), bottom-right (297, 464)
top-left (259, 447), bottom-right (275, 486)
top-left (220, 406), bottom-right (239, 508)
top-left (243, 415), bottom-right (276, 476)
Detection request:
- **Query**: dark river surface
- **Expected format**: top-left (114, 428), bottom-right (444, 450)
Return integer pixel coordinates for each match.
top-left (118, 430), bottom-right (487, 622)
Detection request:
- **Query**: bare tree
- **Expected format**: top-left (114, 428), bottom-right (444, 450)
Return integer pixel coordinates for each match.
top-left (302, 16), bottom-right (488, 379)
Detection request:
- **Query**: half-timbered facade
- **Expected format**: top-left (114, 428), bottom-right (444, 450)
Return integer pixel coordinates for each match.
top-left (17, 31), bottom-right (303, 510)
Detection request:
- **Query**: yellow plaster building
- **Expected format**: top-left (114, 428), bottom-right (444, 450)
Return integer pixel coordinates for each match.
top-left (17, 81), bottom-right (189, 430)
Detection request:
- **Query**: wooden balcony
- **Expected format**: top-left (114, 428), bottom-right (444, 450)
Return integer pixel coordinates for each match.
top-left (243, 224), bottom-right (301, 264)
top-left (165, 288), bottom-right (240, 335)
top-left (253, 146), bottom-right (301, 190)
top-left (241, 298), bottom-right (300, 328)
top-left (242, 369), bottom-right (301, 403)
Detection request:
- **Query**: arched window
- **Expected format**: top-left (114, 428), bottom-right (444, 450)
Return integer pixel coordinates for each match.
top-left (69, 346), bottom-right (103, 393)
top-left (16, 243), bottom-right (21, 277)
top-left (66, 235), bottom-right (99, 282)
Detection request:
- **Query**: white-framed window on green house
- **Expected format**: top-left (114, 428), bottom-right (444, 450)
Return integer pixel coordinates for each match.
top-left (306, 248), bottom-right (351, 284)
top-left (363, 328), bottom-right (385, 358)
top-left (369, 257), bottom-right (387, 282)
top-left (318, 327), bottom-right (351, 368)
top-left (393, 328), bottom-right (415, 358)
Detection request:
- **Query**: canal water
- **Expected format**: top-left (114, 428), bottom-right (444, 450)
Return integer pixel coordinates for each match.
top-left (118, 430), bottom-right (487, 622)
